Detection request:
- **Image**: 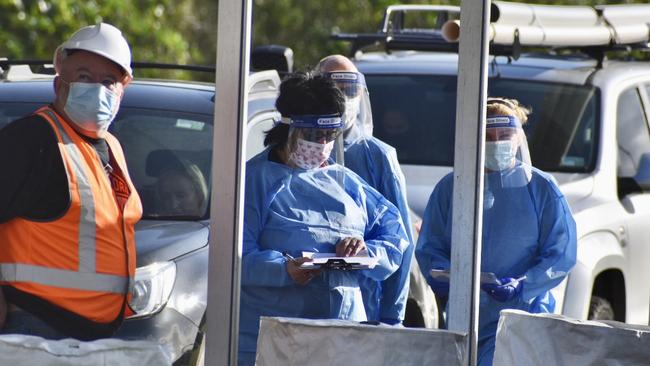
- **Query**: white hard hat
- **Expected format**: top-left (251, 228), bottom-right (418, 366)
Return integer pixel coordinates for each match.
top-left (54, 23), bottom-right (133, 79)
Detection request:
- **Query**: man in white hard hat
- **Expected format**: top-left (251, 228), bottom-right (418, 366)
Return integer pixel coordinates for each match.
top-left (0, 23), bottom-right (142, 340)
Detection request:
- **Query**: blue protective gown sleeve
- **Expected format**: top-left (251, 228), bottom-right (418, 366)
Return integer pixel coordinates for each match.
top-left (345, 138), bottom-right (414, 322)
top-left (356, 171), bottom-right (408, 282)
top-left (520, 172), bottom-right (577, 302)
top-left (415, 173), bottom-right (454, 289)
top-left (240, 161), bottom-right (293, 288)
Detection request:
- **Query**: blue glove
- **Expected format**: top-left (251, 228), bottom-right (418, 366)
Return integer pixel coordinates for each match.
top-left (481, 277), bottom-right (523, 302)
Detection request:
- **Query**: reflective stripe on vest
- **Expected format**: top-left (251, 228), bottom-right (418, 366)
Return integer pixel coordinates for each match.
top-left (0, 263), bottom-right (128, 293)
top-left (0, 109), bottom-right (130, 294)
top-left (45, 109), bottom-right (98, 273)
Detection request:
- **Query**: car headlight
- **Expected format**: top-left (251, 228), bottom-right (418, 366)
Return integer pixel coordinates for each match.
top-left (128, 261), bottom-right (177, 318)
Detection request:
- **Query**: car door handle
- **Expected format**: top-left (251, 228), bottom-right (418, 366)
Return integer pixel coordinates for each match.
top-left (618, 226), bottom-right (627, 247)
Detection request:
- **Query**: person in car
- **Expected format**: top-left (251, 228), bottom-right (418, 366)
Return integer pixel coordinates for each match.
top-left (0, 23), bottom-right (142, 340)
top-left (317, 55), bottom-right (415, 326)
top-left (415, 97), bottom-right (577, 366)
top-left (156, 162), bottom-right (208, 217)
top-left (239, 72), bottom-right (408, 365)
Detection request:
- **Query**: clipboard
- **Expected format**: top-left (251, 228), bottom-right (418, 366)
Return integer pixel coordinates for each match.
top-left (300, 252), bottom-right (378, 270)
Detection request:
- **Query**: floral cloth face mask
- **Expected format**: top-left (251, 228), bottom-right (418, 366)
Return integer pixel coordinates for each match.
top-left (289, 138), bottom-right (335, 169)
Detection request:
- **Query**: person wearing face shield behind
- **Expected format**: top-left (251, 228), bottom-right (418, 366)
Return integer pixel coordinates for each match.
top-left (239, 72), bottom-right (408, 365)
top-left (317, 55), bottom-right (415, 326)
top-left (415, 97), bottom-right (577, 366)
top-left (0, 24), bottom-right (142, 340)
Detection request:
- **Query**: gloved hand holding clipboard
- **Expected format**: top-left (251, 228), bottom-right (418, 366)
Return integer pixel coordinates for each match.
top-left (429, 269), bottom-right (526, 286)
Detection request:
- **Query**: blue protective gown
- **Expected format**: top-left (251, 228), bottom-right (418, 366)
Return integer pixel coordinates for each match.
top-left (415, 167), bottom-right (576, 366)
top-left (344, 135), bottom-right (415, 324)
top-left (239, 149), bottom-right (408, 365)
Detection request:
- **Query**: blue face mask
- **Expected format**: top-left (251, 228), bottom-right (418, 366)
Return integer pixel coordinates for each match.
top-left (485, 140), bottom-right (515, 171)
top-left (64, 82), bottom-right (120, 135)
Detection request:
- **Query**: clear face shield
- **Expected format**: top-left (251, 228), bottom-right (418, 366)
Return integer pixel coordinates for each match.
top-left (322, 72), bottom-right (374, 146)
top-left (483, 115), bottom-right (532, 208)
top-left (286, 114), bottom-right (345, 176)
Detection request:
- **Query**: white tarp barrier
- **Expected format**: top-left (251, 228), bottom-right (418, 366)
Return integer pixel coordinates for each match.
top-left (494, 309), bottom-right (650, 366)
top-left (0, 335), bottom-right (171, 366)
top-left (256, 317), bottom-right (467, 366)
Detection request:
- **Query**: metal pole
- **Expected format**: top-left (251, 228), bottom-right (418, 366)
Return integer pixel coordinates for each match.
top-left (206, 0), bottom-right (252, 365)
top-left (447, 1), bottom-right (491, 365)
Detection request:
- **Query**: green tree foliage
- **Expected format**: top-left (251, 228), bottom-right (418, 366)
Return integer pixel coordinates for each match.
top-left (252, 0), bottom-right (460, 69)
top-left (252, 0), bottom-right (650, 69)
top-left (1, 1), bottom-right (649, 80)
top-left (0, 0), bottom-right (197, 79)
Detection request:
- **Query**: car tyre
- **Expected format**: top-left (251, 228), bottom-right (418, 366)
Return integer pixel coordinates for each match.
top-left (403, 299), bottom-right (425, 327)
top-left (188, 321), bottom-right (205, 366)
top-left (588, 295), bottom-right (615, 320)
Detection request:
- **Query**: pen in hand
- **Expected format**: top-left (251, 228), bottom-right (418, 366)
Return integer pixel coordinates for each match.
top-left (283, 252), bottom-right (319, 285)
top-left (282, 252), bottom-right (297, 263)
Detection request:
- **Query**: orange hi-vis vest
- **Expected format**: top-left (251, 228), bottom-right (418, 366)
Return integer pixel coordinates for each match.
top-left (0, 106), bottom-right (142, 324)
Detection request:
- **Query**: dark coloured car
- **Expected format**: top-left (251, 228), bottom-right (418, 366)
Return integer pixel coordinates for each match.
top-left (0, 63), bottom-right (281, 364)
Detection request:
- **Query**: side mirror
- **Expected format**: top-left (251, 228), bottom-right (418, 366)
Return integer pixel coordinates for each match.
top-left (251, 45), bottom-right (294, 74)
top-left (633, 152), bottom-right (650, 190)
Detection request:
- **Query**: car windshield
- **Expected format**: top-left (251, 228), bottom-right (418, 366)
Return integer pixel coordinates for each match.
top-left (110, 108), bottom-right (214, 221)
top-left (0, 103), bottom-right (214, 221)
top-left (366, 75), bottom-right (598, 172)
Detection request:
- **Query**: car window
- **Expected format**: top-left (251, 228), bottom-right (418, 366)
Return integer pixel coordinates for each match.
top-left (617, 87), bottom-right (650, 177)
top-left (0, 102), bottom-right (43, 129)
top-left (490, 79), bottom-right (598, 172)
top-left (367, 75), bottom-right (457, 166)
top-left (246, 117), bottom-right (276, 160)
top-left (110, 108), bottom-right (214, 220)
top-left (366, 75), bottom-right (598, 172)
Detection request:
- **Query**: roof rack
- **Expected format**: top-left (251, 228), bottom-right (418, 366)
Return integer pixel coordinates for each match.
top-left (0, 59), bottom-right (55, 81)
top-left (332, 2), bottom-right (650, 63)
top-left (0, 59), bottom-right (216, 75)
top-left (332, 5), bottom-right (460, 55)
top-left (1, 57), bottom-right (291, 81)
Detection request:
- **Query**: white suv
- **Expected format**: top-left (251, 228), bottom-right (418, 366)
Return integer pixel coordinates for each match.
top-left (342, 4), bottom-right (650, 324)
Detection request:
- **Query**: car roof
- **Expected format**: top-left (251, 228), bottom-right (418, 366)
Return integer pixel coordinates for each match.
top-left (355, 48), bottom-right (650, 89)
top-left (355, 51), bottom-right (603, 85)
top-left (0, 69), bottom-right (280, 118)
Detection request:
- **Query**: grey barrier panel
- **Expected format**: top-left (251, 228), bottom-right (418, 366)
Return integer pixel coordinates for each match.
top-left (256, 317), bottom-right (468, 366)
top-left (494, 309), bottom-right (650, 366)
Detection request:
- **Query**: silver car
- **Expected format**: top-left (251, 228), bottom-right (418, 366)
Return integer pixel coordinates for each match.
top-left (344, 4), bottom-right (650, 325)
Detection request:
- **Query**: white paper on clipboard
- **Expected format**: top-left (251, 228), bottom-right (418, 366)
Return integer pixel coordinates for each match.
top-left (300, 251), bottom-right (378, 270)
top-left (429, 269), bottom-right (502, 285)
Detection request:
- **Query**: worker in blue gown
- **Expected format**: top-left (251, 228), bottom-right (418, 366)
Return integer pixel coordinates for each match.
top-left (317, 55), bottom-right (415, 326)
top-left (239, 72), bottom-right (409, 365)
top-left (415, 97), bottom-right (577, 366)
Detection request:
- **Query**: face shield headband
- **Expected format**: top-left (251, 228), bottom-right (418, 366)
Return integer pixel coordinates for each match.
top-left (322, 71), bottom-right (374, 144)
top-left (321, 72), bottom-right (366, 98)
top-left (486, 115), bottom-right (519, 129)
top-left (290, 114), bottom-right (343, 129)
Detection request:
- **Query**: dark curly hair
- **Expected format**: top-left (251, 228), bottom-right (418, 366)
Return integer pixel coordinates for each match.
top-left (264, 71), bottom-right (345, 147)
